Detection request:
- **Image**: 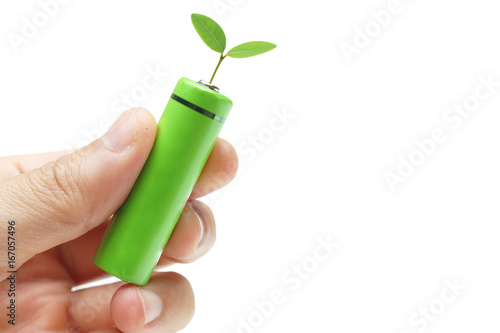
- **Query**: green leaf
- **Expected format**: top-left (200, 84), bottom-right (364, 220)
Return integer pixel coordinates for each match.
top-left (226, 41), bottom-right (277, 58)
top-left (191, 13), bottom-right (226, 53)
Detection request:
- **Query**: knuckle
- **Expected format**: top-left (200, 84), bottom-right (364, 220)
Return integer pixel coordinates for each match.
top-left (24, 154), bottom-right (87, 219)
top-left (43, 157), bottom-right (83, 201)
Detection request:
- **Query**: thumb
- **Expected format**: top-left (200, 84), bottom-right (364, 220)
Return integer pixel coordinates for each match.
top-left (0, 108), bottom-right (156, 274)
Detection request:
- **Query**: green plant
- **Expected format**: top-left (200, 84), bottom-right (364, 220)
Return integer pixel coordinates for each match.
top-left (191, 13), bottom-right (277, 84)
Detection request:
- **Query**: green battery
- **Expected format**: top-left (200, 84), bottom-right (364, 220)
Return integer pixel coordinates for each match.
top-left (93, 77), bottom-right (232, 285)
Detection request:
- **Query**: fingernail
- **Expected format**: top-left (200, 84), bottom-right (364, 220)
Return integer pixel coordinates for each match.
top-left (138, 288), bottom-right (163, 325)
top-left (102, 110), bottom-right (137, 151)
top-left (189, 201), bottom-right (213, 252)
top-left (186, 201), bottom-right (204, 245)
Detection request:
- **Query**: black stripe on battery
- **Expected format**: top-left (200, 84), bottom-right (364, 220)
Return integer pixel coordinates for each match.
top-left (170, 94), bottom-right (226, 124)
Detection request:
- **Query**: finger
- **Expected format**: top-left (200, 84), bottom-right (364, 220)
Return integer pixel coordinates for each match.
top-left (0, 149), bottom-right (75, 182)
top-left (90, 329), bottom-right (121, 333)
top-left (0, 108), bottom-right (157, 279)
top-left (157, 200), bottom-right (216, 266)
top-left (69, 272), bottom-right (194, 333)
top-left (189, 137), bottom-right (238, 199)
top-left (111, 272), bottom-right (194, 332)
top-left (69, 281), bottom-right (125, 331)
top-left (1, 137), bottom-right (238, 197)
top-left (60, 200), bottom-right (216, 285)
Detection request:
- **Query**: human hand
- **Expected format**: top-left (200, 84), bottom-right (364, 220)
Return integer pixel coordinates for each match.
top-left (0, 108), bottom-right (238, 332)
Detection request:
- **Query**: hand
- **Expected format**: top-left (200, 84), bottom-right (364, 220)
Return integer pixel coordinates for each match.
top-left (0, 108), bottom-right (238, 332)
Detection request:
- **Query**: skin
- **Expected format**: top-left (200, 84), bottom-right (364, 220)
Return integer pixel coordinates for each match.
top-left (0, 108), bottom-right (238, 332)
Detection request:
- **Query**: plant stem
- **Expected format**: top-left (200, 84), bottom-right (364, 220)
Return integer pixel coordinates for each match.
top-left (210, 54), bottom-right (226, 84)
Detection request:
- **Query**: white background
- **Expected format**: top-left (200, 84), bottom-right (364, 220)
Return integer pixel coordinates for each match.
top-left (1, 0), bottom-right (500, 332)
